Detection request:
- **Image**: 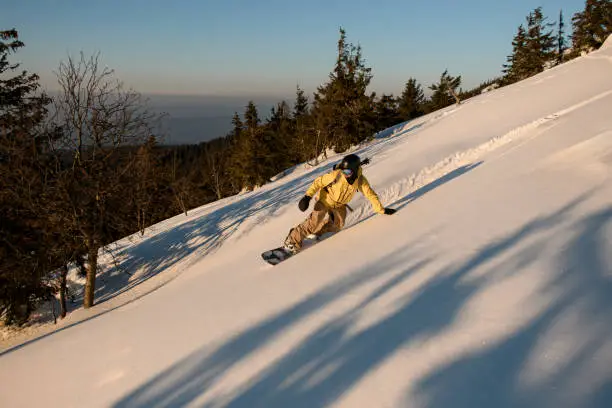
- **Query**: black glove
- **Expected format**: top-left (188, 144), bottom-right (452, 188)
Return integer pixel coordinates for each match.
top-left (298, 195), bottom-right (311, 212)
top-left (384, 208), bottom-right (396, 215)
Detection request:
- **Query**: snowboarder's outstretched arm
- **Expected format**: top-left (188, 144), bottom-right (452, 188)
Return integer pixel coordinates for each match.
top-left (358, 175), bottom-right (386, 214)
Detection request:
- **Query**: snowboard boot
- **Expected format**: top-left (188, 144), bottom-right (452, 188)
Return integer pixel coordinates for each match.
top-left (283, 234), bottom-right (300, 255)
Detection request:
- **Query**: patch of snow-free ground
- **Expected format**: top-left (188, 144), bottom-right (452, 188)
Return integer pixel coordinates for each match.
top-left (1, 40), bottom-right (612, 408)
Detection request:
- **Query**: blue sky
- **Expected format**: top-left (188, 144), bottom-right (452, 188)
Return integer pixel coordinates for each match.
top-left (5, 0), bottom-right (586, 99)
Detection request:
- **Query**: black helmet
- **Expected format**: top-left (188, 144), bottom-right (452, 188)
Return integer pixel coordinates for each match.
top-left (338, 154), bottom-right (361, 172)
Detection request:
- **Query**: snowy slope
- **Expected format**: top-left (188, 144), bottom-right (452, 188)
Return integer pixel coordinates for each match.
top-left (1, 40), bottom-right (612, 407)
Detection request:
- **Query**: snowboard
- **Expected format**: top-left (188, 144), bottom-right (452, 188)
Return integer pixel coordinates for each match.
top-left (261, 234), bottom-right (327, 266)
top-left (261, 246), bottom-right (294, 265)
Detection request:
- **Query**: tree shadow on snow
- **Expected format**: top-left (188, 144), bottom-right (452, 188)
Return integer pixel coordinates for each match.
top-left (0, 163), bottom-right (337, 355)
top-left (411, 205), bottom-right (612, 408)
top-left (91, 162), bottom-right (338, 305)
top-left (112, 193), bottom-right (603, 408)
top-left (91, 129), bottom-right (458, 307)
top-left (113, 245), bottom-right (429, 408)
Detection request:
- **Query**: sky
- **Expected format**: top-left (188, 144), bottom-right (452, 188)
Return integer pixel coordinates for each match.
top-left (5, 0), bottom-right (587, 100)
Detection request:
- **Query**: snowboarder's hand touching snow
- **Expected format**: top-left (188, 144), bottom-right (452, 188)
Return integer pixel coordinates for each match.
top-left (384, 208), bottom-right (396, 215)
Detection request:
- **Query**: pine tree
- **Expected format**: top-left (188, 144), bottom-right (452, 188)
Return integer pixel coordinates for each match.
top-left (503, 8), bottom-right (556, 83)
top-left (429, 70), bottom-right (462, 110)
top-left (0, 30), bottom-right (50, 143)
top-left (524, 7), bottom-right (556, 73)
top-left (292, 85), bottom-right (314, 162)
top-left (374, 93), bottom-right (399, 131)
top-left (230, 111), bottom-right (243, 139)
top-left (227, 101), bottom-right (268, 189)
top-left (293, 85), bottom-right (309, 118)
top-left (572, 0), bottom-right (612, 52)
top-left (228, 109), bottom-right (254, 190)
top-left (0, 29), bottom-right (55, 324)
top-left (397, 78), bottom-right (425, 120)
top-left (244, 100), bottom-right (260, 131)
top-left (557, 9), bottom-right (567, 64)
top-left (226, 112), bottom-right (247, 191)
top-left (243, 101), bottom-right (267, 186)
top-left (311, 28), bottom-right (375, 153)
top-left (263, 101), bottom-right (293, 177)
top-left (503, 25), bottom-right (529, 83)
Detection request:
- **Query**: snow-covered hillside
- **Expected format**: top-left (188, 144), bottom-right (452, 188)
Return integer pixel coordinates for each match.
top-left (1, 39), bottom-right (612, 408)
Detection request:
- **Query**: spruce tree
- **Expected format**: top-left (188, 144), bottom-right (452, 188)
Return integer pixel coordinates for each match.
top-left (243, 101), bottom-right (267, 186)
top-left (293, 85), bottom-right (309, 118)
top-left (524, 7), bottom-right (556, 73)
top-left (504, 8), bottom-right (556, 83)
top-left (0, 29), bottom-right (54, 324)
top-left (557, 9), bottom-right (567, 64)
top-left (227, 111), bottom-right (248, 191)
top-left (374, 94), bottom-right (400, 131)
top-left (292, 85), bottom-right (314, 162)
top-left (311, 28), bottom-right (375, 153)
top-left (227, 101), bottom-right (270, 188)
top-left (398, 78), bottom-right (425, 120)
top-left (230, 111), bottom-right (243, 139)
top-left (244, 100), bottom-right (260, 131)
top-left (263, 101), bottom-right (293, 176)
top-left (228, 108), bottom-right (255, 190)
top-left (429, 70), bottom-right (462, 110)
top-left (503, 25), bottom-right (529, 83)
top-left (572, 0), bottom-right (612, 52)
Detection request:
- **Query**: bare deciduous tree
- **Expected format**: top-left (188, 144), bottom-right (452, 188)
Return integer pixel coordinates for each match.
top-left (51, 52), bottom-right (162, 308)
top-left (203, 142), bottom-right (226, 200)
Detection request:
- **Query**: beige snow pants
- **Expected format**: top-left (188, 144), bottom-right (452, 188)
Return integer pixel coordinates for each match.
top-left (285, 201), bottom-right (347, 249)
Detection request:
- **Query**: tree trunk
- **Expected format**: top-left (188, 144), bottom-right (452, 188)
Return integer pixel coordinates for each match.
top-left (138, 208), bottom-right (147, 236)
top-left (175, 193), bottom-right (188, 216)
top-left (83, 245), bottom-right (98, 308)
top-left (449, 88), bottom-right (461, 105)
top-left (59, 264), bottom-right (68, 318)
top-left (214, 176), bottom-right (222, 201)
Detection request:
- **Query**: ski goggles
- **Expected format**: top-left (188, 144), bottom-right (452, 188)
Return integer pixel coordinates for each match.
top-left (341, 169), bottom-right (354, 177)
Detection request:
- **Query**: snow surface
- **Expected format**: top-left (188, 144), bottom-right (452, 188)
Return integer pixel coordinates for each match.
top-left (1, 42), bottom-right (612, 407)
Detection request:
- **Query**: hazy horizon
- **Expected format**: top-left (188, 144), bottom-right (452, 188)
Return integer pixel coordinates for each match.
top-left (145, 93), bottom-right (284, 145)
top-left (43, 90), bottom-right (292, 145)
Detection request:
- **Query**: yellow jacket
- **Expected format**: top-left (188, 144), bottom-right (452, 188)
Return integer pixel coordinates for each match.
top-left (305, 168), bottom-right (385, 214)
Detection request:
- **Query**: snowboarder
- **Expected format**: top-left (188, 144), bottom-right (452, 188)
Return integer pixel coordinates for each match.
top-left (282, 153), bottom-right (396, 254)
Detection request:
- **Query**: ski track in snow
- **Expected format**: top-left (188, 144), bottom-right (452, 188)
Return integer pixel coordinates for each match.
top-left (347, 88), bottom-right (612, 227)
